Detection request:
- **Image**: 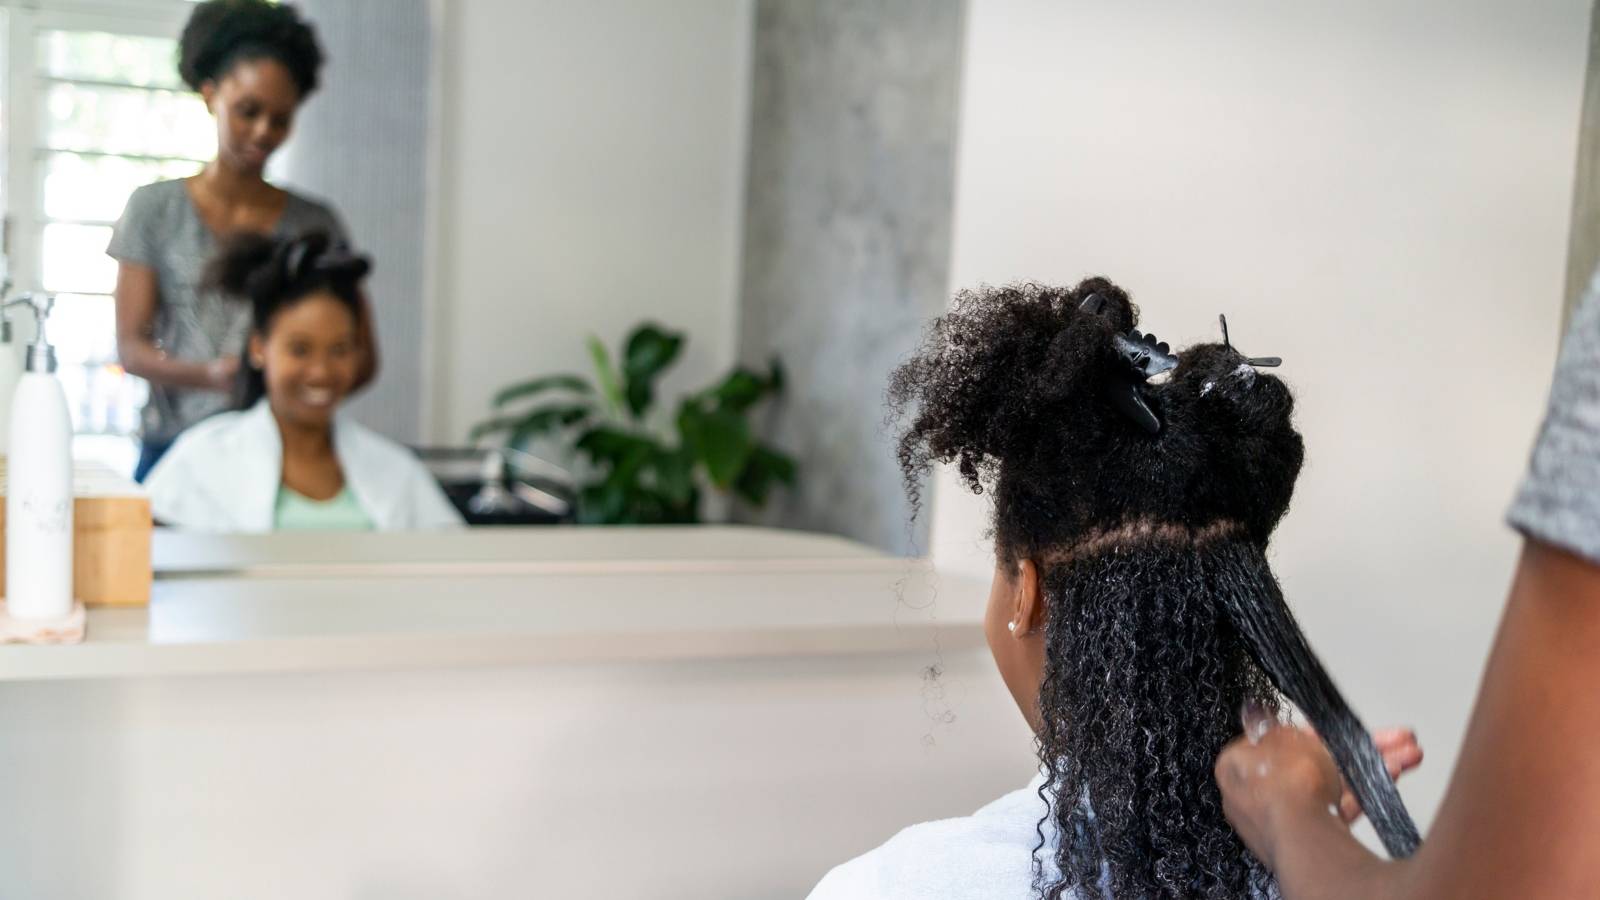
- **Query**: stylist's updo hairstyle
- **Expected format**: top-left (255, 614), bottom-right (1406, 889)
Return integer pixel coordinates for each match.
top-left (205, 230), bottom-right (370, 409)
top-left (178, 0), bottom-right (324, 98)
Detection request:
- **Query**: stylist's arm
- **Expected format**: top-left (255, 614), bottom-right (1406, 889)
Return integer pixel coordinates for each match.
top-left (114, 263), bottom-right (239, 392)
top-left (1219, 542), bottom-right (1600, 899)
top-left (1217, 282), bottom-right (1600, 899)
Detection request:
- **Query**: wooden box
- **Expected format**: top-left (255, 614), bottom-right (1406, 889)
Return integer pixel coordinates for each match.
top-left (0, 461), bottom-right (153, 607)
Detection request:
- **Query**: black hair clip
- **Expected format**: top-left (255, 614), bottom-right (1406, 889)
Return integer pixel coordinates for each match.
top-left (1219, 314), bottom-right (1281, 368)
top-left (313, 241), bottom-right (371, 278)
top-left (281, 234), bottom-right (318, 283)
top-left (282, 235), bottom-right (370, 283)
top-left (1080, 293), bottom-right (1177, 435)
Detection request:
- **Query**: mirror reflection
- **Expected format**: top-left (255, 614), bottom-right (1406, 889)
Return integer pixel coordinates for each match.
top-left (22, 0), bottom-right (798, 536)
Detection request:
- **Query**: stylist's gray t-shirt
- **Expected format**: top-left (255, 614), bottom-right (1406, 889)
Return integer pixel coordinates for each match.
top-left (106, 178), bottom-right (347, 443)
top-left (1509, 272), bottom-right (1600, 564)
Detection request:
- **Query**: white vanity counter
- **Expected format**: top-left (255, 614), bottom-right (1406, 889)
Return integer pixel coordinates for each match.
top-left (0, 526), bottom-right (1026, 900)
top-left (150, 524), bottom-right (889, 575)
top-left (0, 526), bottom-right (987, 681)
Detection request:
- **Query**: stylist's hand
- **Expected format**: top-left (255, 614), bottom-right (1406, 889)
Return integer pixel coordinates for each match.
top-left (1333, 727), bottom-right (1423, 823)
top-left (1217, 711), bottom-right (1422, 869)
top-left (1215, 722), bottom-right (1342, 869)
top-left (204, 355), bottom-right (240, 393)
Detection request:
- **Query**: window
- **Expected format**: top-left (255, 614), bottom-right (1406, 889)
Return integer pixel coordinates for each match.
top-left (2, 1), bottom-right (212, 473)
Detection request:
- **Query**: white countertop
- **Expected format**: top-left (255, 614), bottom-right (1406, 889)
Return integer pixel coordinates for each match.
top-left (152, 525), bottom-right (887, 577)
top-left (0, 527), bottom-right (986, 681)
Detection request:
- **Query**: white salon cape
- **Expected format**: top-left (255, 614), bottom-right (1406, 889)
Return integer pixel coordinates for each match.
top-left (146, 400), bottom-right (465, 532)
top-left (809, 772), bottom-right (1276, 900)
top-left (807, 772), bottom-right (1072, 900)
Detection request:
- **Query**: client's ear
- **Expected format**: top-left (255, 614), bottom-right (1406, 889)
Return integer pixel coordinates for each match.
top-left (1013, 558), bottom-right (1045, 637)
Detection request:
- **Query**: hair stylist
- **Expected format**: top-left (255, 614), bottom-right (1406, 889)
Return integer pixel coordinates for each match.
top-left (108, 0), bottom-right (377, 481)
top-left (1215, 279), bottom-right (1600, 898)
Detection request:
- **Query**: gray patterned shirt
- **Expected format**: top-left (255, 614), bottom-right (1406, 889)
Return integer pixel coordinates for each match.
top-left (106, 178), bottom-right (347, 442)
top-left (1509, 272), bottom-right (1600, 564)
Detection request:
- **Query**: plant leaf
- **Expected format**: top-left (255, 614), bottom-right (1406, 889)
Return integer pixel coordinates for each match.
top-left (605, 441), bottom-right (657, 490)
top-left (650, 447), bottom-right (696, 507)
top-left (622, 324), bottom-right (685, 418)
top-left (732, 445), bottom-right (798, 505)
top-left (706, 367), bottom-right (775, 414)
top-left (577, 482), bottom-right (628, 524)
top-left (757, 446), bottom-right (798, 483)
top-left (587, 335), bottom-right (626, 419)
top-left (575, 426), bottom-right (663, 465)
top-left (659, 486), bottom-right (699, 524)
top-left (468, 415), bottom-right (522, 443)
top-left (678, 405), bottom-right (753, 489)
top-left (493, 374), bottom-right (593, 409)
top-left (508, 404), bottom-right (592, 448)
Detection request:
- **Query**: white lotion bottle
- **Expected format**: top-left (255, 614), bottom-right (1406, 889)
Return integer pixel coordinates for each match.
top-left (5, 294), bottom-right (73, 620)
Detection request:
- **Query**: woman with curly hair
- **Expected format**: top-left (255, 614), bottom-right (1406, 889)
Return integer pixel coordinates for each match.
top-left (108, 0), bottom-right (376, 481)
top-left (810, 278), bottom-right (1422, 899)
top-left (145, 230), bottom-right (458, 532)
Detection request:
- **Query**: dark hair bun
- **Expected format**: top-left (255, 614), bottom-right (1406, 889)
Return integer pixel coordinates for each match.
top-left (204, 229), bottom-right (369, 322)
top-left (891, 277), bottom-right (1304, 557)
top-left (178, 0), bottom-right (324, 97)
top-left (204, 230), bottom-right (281, 299)
top-left (890, 277), bottom-right (1137, 501)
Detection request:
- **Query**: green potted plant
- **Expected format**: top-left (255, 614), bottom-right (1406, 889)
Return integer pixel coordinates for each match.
top-left (470, 323), bottom-right (797, 525)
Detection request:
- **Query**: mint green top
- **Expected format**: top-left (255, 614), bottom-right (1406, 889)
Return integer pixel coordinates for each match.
top-left (272, 485), bottom-right (374, 531)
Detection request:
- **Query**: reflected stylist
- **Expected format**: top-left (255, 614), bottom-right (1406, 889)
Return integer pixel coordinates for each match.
top-left (108, 0), bottom-right (376, 481)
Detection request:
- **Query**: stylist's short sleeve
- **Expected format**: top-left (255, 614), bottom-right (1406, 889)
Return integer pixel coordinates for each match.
top-left (1508, 271), bottom-right (1600, 566)
top-left (105, 183), bottom-right (163, 267)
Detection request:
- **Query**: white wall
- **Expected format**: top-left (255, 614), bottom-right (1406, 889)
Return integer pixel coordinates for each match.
top-left (934, 0), bottom-right (1589, 834)
top-left (282, 0), bottom-right (432, 443)
top-left (428, 0), bottom-right (752, 443)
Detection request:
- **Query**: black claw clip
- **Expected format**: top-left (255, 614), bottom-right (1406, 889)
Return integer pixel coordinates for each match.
top-left (1081, 294), bottom-right (1177, 435)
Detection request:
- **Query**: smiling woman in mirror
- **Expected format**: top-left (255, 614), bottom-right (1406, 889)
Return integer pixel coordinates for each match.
top-left (107, 0), bottom-right (378, 483)
top-left (144, 232), bottom-right (460, 533)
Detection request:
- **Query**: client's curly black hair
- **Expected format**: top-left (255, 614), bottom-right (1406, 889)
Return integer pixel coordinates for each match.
top-left (890, 278), bottom-right (1417, 899)
top-left (179, 0), bottom-right (324, 98)
top-left (205, 230), bottom-right (369, 410)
